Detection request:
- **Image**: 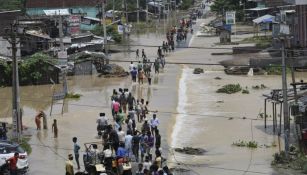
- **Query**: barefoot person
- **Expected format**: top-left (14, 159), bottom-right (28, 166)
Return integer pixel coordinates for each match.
top-left (35, 111), bottom-right (43, 130)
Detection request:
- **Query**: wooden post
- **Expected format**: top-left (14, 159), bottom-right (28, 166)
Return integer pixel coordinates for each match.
top-left (272, 102), bottom-right (275, 134)
top-left (264, 99), bottom-right (267, 129)
top-left (279, 103), bottom-right (282, 134)
top-left (61, 98), bottom-right (65, 115)
top-left (50, 89), bottom-right (55, 116)
top-left (42, 112), bottom-right (48, 130)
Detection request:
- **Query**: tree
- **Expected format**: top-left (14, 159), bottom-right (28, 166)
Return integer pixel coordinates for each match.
top-left (211, 0), bottom-right (251, 21)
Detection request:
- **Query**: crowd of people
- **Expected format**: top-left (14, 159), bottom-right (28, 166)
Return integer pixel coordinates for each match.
top-left (92, 87), bottom-right (172, 175)
top-left (130, 47), bottom-right (166, 85)
top-left (65, 87), bottom-right (172, 175)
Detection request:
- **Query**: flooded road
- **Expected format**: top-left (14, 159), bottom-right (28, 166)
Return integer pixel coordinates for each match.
top-left (0, 8), bottom-right (305, 175)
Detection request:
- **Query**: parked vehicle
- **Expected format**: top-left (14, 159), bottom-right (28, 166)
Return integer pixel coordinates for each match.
top-left (0, 141), bottom-right (29, 174)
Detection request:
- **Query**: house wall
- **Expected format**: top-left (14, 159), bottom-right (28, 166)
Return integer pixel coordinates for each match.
top-left (0, 37), bottom-right (21, 57)
top-left (26, 7), bottom-right (98, 18)
top-left (294, 5), bottom-right (307, 48)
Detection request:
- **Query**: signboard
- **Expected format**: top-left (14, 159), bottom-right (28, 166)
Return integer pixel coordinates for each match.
top-left (226, 11), bottom-right (236, 25)
top-left (118, 25), bottom-right (124, 34)
top-left (58, 51), bottom-right (67, 59)
top-left (67, 15), bottom-right (81, 34)
top-left (58, 51), bottom-right (68, 65)
top-left (280, 24), bottom-right (290, 35)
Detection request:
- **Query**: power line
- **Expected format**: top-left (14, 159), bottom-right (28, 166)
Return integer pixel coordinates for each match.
top-left (0, 97), bottom-right (272, 122)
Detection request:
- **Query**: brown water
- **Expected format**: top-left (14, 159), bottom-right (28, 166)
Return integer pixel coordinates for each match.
top-left (0, 14), bottom-right (305, 175)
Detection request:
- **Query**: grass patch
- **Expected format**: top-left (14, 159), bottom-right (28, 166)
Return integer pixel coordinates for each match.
top-left (232, 140), bottom-right (258, 148)
top-left (240, 36), bottom-right (272, 49)
top-left (65, 92), bottom-right (82, 99)
top-left (265, 64), bottom-right (291, 75)
top-left (11, 137), bottom-right (32, 155)
top-left (217, 84), bottom-right (242, 94)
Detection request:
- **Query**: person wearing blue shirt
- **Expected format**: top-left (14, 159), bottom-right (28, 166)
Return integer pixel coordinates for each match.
top-left (116, 142), bottom-right (127, 158)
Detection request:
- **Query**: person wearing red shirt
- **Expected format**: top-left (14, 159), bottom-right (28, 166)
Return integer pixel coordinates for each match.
top-left (6, 152), bottom-right (19, 175)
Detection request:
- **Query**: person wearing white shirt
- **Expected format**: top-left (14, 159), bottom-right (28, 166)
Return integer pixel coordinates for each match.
top-left (117, 127), bottom-right (126, 143)
top-left (150, 114), bottom-right (159, 135)
top-left (129, 62), bottom-right (135, 72)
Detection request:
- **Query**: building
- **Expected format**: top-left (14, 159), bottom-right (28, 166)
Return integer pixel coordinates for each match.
top-left (265, 0), bottom-right (289, 7)
top-left (26, 0), bottom-right (100, 31)
top-left (0, 10), bottom-right (22, 57)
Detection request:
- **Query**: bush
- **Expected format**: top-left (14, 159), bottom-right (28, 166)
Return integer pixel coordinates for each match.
top-left (217, 84), bottom-right (242, 94)
top-left (11, 137), bottom-right (32, 155)
top-left (92, 25), bottom-right (122, 43)
top-left (232, 140), bottom-right (258, 148)
top-left (65, 92), bottom-right (82, 99)
top-left (265, 64), bottom-right (291, 75)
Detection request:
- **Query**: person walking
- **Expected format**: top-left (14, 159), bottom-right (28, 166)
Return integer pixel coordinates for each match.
top-left (65, 154), bottom-right (74, 175)
top-left (35, 111), bottom-right (43, 130)
top-left (147, 72), bottom-right (152, 85)
top-left (136, 49), bottom-right (139, 59)
top-left (72, 137), bottom-right (81, 170)
top-left (132, 130), bottom-right (141, 162)
top-left (138, 69), bottom-right (145, 84)
top-left (141, 49), bottom-right (146, 60)
top-left (97, 113), bottom-right (108, 133)
top-left (131, 67), bottom-right (138, 82)
top-left (129, 61), bottom-right (135, 72)
top-left (51, 119), bottom-right (58, 138)
top-left (6, 152), bottom-right (19, 175)
top-left (154, 59), bottom-right (160, 74)
top-left (155, 129), bottom-right (161, 150)
top-left (150, 114), bottom-right (159, 136)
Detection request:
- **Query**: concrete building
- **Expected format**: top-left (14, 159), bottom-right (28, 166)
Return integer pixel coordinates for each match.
top-left (26, 0), bottom-right (100, 31)
top-left (0, 10), bottom-right (22, 57)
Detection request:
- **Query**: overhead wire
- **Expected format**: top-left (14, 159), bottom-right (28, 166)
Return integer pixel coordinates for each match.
top-left (0, 97), bottom-right (272, 122)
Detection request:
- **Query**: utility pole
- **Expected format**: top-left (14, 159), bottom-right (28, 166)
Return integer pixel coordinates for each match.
top-left (102, 0), bottom-right (109, 64)
top-left (137, 0), bottom-right (140, 24)
top-left (146, 0), bottom-right (149, 23)
top-left (112, 0), bottom-right (115, 22)
top-left (58, 15), bottom-right (64, 53)
top-left (6, 24), bottom-right (21, 141)
top-left (281, 38), bottom-right (290, 157)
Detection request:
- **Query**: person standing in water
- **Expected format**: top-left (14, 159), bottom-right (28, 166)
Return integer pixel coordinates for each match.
top-left (51, 119), bottom-right (58, 138)
top-left (72, 137), bottom-right (81, 170)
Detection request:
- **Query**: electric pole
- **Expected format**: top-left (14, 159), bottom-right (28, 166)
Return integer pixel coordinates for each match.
top-left (6, 24), bottom-right (21, 141)
top-left (102, 0), bottom-right (109, 64)
top-left (281, 38), bottom-right (290, 157)
top-left (137, 0), bottom-right (140, 24)
top-left (146, 0), bottom-right (149, 23)
top-left (112, 0), bottom-right (115, 22)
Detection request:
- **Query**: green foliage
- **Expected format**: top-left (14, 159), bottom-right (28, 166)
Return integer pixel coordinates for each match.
top-left (0, 53), bottom-right (57, 86)
top-left (65, 92), bottom-right (82, 99)
top-left (232, 140), bottom-right (258, 148)
top-left (265, 64), bottom-right (291, 75)
top-left (11, 137), bottom-right (32, 155)
top-left (240, 36), bottom-right (272, 48)
top-left (211, 0), bottom-right (249, 21)
top-left (0, 0), bottom-right (23, 10)
top-left (217, 84), bottom-right (242, 94)
top-left (92, 25), bottom-right (122, 43)
top-left (179, 0), bottom-right (194, 10)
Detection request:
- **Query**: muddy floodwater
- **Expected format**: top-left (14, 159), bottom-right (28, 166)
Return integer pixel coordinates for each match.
top-left (1, 15), bottom-right (306, 175)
